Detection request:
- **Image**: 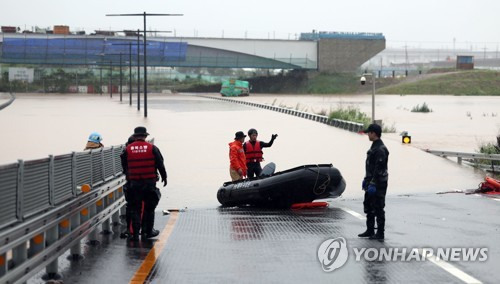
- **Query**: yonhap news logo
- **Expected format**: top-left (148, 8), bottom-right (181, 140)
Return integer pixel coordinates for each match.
top-left (317, 237), bottom-right (349, 272)
top-left (317, 237), bottom-right (488, 272)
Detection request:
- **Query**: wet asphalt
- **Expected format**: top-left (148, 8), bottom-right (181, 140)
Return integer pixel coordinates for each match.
top-left (28, 193), bottom-right (499, 284)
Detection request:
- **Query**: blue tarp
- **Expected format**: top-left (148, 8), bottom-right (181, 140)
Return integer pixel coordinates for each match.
top-left (1, 37), bottom-right (188, 65)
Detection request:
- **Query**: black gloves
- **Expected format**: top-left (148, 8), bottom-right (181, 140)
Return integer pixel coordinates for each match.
top-left (271, 134), bottom-right (278, 140)
top-left (162, 178), bottom-right (167, 187)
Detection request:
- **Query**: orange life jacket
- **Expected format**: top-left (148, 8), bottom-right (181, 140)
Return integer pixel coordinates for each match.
top-left (244, 141), bottom-right (263, 163)
top-left (126, 141), bottom-right (157, 180)
top-left (229, 140), bottom-right (247, 174)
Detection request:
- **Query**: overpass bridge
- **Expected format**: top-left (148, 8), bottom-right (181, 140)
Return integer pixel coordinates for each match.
top-left (0, 31), bottom-right (385, 72)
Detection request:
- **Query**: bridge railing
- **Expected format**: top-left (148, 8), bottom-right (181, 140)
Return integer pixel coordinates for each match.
top-left (0, 143), bottom-right (137, 283)
top-left (424, 149), bottom-right (500, 172)
top-left (203, 96), bottom-right (364, 133)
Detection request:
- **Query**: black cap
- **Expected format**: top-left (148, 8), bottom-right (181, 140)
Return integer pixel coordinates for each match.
top-left (132, 126), bottom-right (150, 137)
top-left (363, 123), bottom-right (382, 137)
top-left (235, 131), bottom-right (246, 139)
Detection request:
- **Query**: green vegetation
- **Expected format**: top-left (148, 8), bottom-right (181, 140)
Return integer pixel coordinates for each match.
top-left (247, 69), bottom-right (500, 95)
top-left (326, 105), bottom-right (396, 133)
top-left (328, 105), bottom-right (371, 125)
top-left (476, 136), bottom-right (500, 166)
top-left (411, 102), bottom-right (432, 112)
top-left (377, 70), bottom-right (500, 96)
top-left (303, 73), bottom-right (359, 94)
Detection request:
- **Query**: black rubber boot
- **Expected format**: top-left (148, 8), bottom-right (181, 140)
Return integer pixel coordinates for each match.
top-left (358, 229), bottom-right (375, 238)
top-left (142, 228), bottom-right (160, 239)
top-left (128, 234), bottom-right (139, 241)
top-left (141, 211), bottom-right (155, 237)
top-left (369, 230), bottom-right (384, 240)
top-left (359, 215), bottom-right (375, 237)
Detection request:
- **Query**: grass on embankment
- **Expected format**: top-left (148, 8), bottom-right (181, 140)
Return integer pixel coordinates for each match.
top-left (377, 70), bottom-right (500, 96)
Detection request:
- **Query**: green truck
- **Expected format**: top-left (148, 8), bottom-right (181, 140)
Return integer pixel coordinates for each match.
top-left (220, 79), bottom-right (250, 97)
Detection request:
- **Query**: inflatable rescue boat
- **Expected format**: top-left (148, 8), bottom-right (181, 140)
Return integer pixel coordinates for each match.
top-left (217, 164), bottom-right (346, 208)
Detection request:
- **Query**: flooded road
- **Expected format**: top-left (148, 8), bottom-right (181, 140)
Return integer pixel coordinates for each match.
top-left (0, 93), bottom-right (493, 210)
top-left (222, 94), bottom-right (500, 152)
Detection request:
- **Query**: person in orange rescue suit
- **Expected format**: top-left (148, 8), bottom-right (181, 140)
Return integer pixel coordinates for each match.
top-left (229, 131), bottom-right (247, 181)
top-left (84, 132), bottom-right (104, 150)
top-left (121, 126), bottom-right (167, 241)
top-left (243, 128), bottom-right (277, 178)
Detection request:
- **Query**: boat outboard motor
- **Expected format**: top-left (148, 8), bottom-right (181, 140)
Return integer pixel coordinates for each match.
top-left (260, 162), bottom-right (276, 177)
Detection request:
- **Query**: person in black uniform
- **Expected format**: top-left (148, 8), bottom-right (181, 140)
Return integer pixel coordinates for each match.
top-left (121, 127), bottom-right (167, 241)
top-left (120, 135), bottom-right (135, 239)
top-left (243, 128), bottom-right (277, 178)
top-left (358, 123), bottom-right (389, 240)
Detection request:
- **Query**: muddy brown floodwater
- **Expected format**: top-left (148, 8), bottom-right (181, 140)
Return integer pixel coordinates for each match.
top-left (0, 92), bottom-right (495, 209)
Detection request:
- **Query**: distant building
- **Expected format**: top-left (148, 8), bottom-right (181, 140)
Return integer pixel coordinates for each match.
top-left (1, 26), bottom-right (17, 33)
top-left (53, 25), bottom-right (70, 35)
top-left (456, 55), bottom-right (474, 70)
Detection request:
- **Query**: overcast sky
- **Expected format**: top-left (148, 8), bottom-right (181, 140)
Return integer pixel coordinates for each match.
top-left (2, 0), bottom-right (499, 50)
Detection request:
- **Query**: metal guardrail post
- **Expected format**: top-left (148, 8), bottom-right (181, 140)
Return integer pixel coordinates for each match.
top-left (49, 155), bottom-right (55, 205)
top-left (102, 193), bottom-right (112, 234)
top-left (69, 212), bottom-right (82, 260)
top-left (59, 219), bottom-right (70, 238)
top-left (111, 146), bottom-right (116, 176)
top-left (101, 148), bottom-right (106, 182)
top-left (28, 234), bottom-right (45, 258)
top-left (71, 152), bottom-right (77, 197)
top-left (89, 151), bottom-right (94, 186)
top-left (16, 160), bottom-right (24, 221)
top-left (88, 192), bottom-right (99, 245)
top-left (12, 243), bottom-right (27, 275)
top-left (109, 191), bottom-right (120, 226)
top-left (44, 225), bottom-right (60, 280)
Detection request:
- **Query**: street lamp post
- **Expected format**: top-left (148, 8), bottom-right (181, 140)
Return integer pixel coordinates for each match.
top-left (119, 53), bottom-right (123, 101)
top-left (360, 73), bottom-right (376, 123)
top-left (109, 60), bottom-right (113, 98)
top-left (99, 67), bottom-right (102, 95)
top-left (137, 30), bottom-right (141, 111)
top-left (106, 12), bottom-right (183, 117)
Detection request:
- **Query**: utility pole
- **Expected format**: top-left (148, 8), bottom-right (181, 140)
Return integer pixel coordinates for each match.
top-left (106, 12), bottom-right (183, 118)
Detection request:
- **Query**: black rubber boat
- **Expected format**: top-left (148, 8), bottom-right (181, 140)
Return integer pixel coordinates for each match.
top-left (217, 164), bottom-right (346, 208)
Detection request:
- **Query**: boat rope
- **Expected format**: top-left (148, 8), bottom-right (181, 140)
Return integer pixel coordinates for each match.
top-left (310, 165), bottom-right (331, 195)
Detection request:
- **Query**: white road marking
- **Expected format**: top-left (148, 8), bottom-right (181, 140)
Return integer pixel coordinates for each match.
top-left (340, 207), bottom-right (365, 220)
top-left (341, 207), bottom-right (483, 283)
top-left (414, 249), bottom-right (482, 284)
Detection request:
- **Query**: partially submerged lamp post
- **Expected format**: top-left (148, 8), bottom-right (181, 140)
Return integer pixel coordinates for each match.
top-left (360, 73), bottom-right (376, 123)
top-left (106, 12), bottom-right (183, 118)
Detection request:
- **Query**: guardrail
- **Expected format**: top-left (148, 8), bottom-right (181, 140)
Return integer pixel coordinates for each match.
top-left (424, 149), bottom-right (500, 172)
top-left (0, 92), bottom-right (15, 110)
top-left (203, 96), bottom-right (364, 133)
top-left (0, 144), bottom-right (129, 283)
